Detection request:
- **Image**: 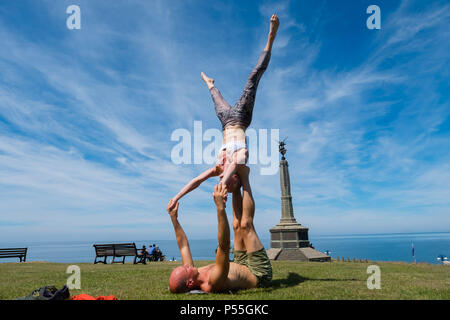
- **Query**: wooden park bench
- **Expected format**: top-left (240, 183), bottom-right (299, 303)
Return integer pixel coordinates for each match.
top-left (0, 248), bottom-right (28, 262)
top-left (93, 243), bottom-right (146, 264)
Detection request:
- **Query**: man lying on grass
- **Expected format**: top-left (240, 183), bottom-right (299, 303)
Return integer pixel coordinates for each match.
top-left (166, 166), bottom-right (272, 293)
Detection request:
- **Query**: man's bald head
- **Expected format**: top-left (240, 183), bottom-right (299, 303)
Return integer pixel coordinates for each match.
top-left (169, 265), bottom-right (199, 293)
top-left (169, 266), bottom-right (190, 293)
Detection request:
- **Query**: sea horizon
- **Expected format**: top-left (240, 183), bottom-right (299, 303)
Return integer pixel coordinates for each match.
top-left (1, 231), bottom-right (449, 265)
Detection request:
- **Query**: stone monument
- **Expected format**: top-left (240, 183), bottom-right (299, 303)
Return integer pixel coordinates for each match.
top-left (266, 140), bottom-right (330, 262)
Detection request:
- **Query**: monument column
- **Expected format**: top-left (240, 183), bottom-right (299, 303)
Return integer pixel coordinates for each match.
top-left (266, 140), bottom-right (330, 261)
top-left (279, 158), bottom-right (297, 224)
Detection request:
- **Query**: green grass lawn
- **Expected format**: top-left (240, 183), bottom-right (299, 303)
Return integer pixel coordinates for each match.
top-left (0, 260), bottom-right (449, 300)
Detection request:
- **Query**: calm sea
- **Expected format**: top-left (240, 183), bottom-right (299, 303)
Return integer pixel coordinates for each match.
top-left (0, 232), bottom-right (449, 264)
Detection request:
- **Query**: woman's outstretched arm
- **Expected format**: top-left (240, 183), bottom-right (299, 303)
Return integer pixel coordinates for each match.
top-left (169, 165), bottom-right (222, 210)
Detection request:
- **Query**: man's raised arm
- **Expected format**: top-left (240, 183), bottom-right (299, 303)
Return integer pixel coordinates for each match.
top-left (167, 200), bottom-right (194, 267)
top-left (208, 184), bottom-right (231, 291)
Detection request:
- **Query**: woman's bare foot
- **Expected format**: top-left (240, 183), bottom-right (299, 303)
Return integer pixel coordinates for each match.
top-left (269, 14), bottom-right (280, 37)
top-left (201, 72), bottom-right (215, 90)
top-left (265, 14), bottom-right (279, 52)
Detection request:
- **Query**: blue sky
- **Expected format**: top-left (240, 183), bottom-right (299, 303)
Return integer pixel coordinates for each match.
top-left (0, 0), bottom-right (449, 242)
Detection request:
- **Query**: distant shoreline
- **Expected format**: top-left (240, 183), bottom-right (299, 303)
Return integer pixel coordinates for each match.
top-left (1, 232), bottom-right (448, 265)
top-left (1, 230), bottom-right (450, 244)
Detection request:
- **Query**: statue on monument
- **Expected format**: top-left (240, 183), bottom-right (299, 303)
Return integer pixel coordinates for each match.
top-left (278, 138), bottom-right (287, 160)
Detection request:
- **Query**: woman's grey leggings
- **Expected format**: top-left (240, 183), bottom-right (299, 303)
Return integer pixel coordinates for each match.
top-left (210, 50), bottom-right (271, 129)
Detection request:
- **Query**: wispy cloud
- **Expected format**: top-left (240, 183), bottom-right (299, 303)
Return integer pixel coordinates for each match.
top-left (0, 0), bottom-right (449, 242)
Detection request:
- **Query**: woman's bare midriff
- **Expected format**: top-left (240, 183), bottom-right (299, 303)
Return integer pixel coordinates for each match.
top-left (222, 125), bottom-right (246, 145)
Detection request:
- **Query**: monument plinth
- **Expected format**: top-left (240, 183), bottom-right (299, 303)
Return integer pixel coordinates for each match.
top-left (266, 141), bottom-right (330, 262)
